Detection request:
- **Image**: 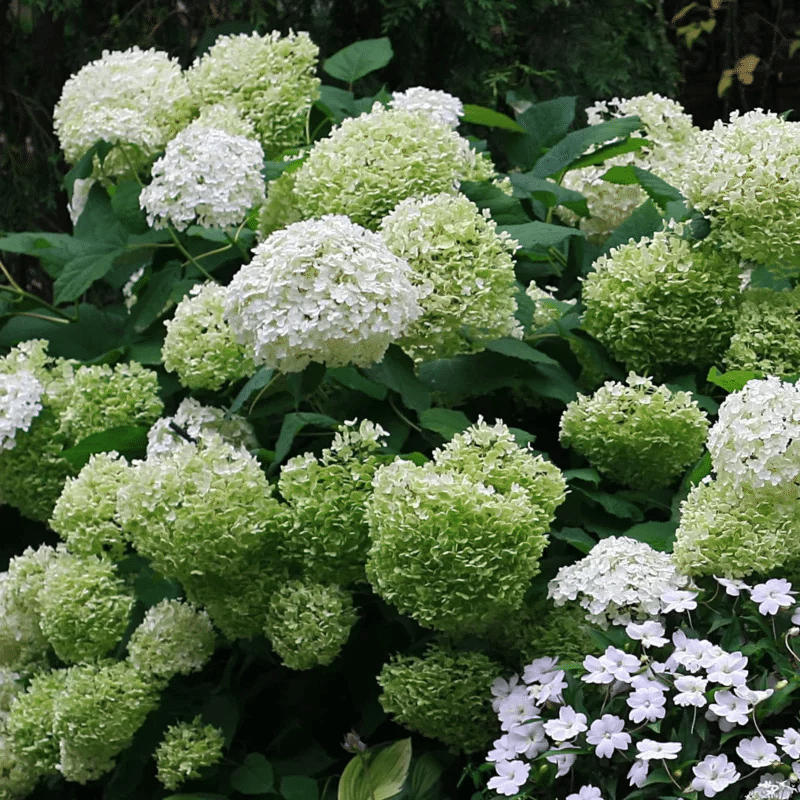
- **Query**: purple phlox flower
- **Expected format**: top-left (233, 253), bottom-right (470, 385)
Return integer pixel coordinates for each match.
top-left (582, 653), bottom-right (615, 685)
top-left (546, 741), bottom-right (578, 778)
top-left (736, 736), bottom-right (779, 768)
top-left (689, 754), bottom-right (741, 797)
top-left (586, 714), bottom-right (630, 758)
top-left (487, 759), bottom-right (531, 797)
top-left (600, 646), bottom-right (641, 682)
top-left (497, 694), bottom-right (540, 732)
top-left (734, 685), bottom-right (773, 705)
top-left (709, 689), bottom-right (751, 726)
top-left (715, 576), bottom-right (749, 596)
top-left (627, 759), bottom-right (649, 788)
top-left (529, 669), bottom-right (567, 705)
top-left (523, 656), bottom-right (559, 685)
top-left (491, 673), bottom-right (521, 711)
top-left (673, 674), bottom-right (708, 707)
top-left (486, 734), bottom-right (515, 763)
top-left (507, 720), bottom-right (549, 759)
top-left (625, 620), bottom-right (668, 647)
top-left (566, 785), bottom-right (602, 800)
top-left (630, 673), bottom-right (666, 693)
top-left (750, 579), bottom-right (795, 616)
top-left (660, 588), bottom-right (698, 613)
top-left (669, 630), bottom-right (722, 673)
top-left (627, 686), bottom-right (667, 723)
top-left (635, 739), bottom-right (682, 761)
top-left (778, 727), bottom-right (800, 759)
top-left (543, 705), bottom-right (588, 742)
top-left (706, 650), bottom-right (748, 687)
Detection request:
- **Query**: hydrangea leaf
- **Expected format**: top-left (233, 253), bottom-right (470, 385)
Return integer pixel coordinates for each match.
top-left (461, 104), bottom-right (525, 132)
top-left (599, 199), bottom-right (663, 255)
top-left (500, 220), bottom-right (584, 250)
top-left (280, 775), bottom-right (319, 800)
top-left (505, 96), bottom-right (577, 170)
top-left (551, 526), bottom-right (596, 554)
top-left (231, 753), bottom-right (275, 795)
top-left (323, 37), bottom-right (393, 84)
top-left (706, 366), bottom-right (762, 393)
top-left (272, 412), bottom-right (338, 468)
top-left (126, 263), bottom-right (181, 334)
top-left (623, 520), bottom-right (678, 552)
top-left (567, 136), bottom-right (649, 171)
top-left (375, 345), bottom-right (431, 413)
top-left (418, 408), bottom-right (471, 440)
top-left (485, 338), bottom-right (560, 366)
top-left (60, 425), bottom-right (148, 469)
top-left (459, 181), bottom-right (530, 225)
top-left (228, 366), bottom-right (275, 414)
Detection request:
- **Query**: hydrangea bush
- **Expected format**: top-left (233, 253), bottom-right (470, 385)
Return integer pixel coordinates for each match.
top-left (2, 27), bottom-right (800, 800)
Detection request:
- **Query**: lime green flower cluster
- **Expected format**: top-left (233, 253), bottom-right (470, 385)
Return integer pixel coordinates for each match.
top-left (293, 104), bottom-right (494, 230)
top-left (38, 553), bottom-right (133, 664)
top-left (673, 478), bottom-right (800, 578)
top-left (582, 229), bottom-right (741, 374)
top-left (258, 169), bottom-right (304, 239)
top-left (263, 581), bottom-right (357, 670)
top-left (279, 420), bottom-right (390, 585)
top-left (127, 600), bottom-right (216, 683)
top-left (377, 646), bottom-right (500, 753)
top-left (187, 30), bottom-right (320, 156)
top-left (53, 662), bottom-right (160, 783)
top-left (559, 373), bottom-right (709, 490)
top-left (162, 283), bottom-right (257, 391)
top-left (366, 419), bottom-right (566, 633)
top-left (380, 193), bottom-right (522, 360)
top-left (724, 287), bottom-right (800, 375)
top-left (526, 284), bottom-right (577, 329)
top-left (49, 452), bottom-right (131, 559)
top-left (155, 717), bottom-right (225, 790)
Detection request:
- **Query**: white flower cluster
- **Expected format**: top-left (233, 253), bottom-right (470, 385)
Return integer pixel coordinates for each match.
top-left (0, 371), bottom-right (43, 451)
top-left (487, 576), bottom-right (800, 798)
top-left (547, 536), bottom-right (691, 627)
top-left (53, 46), bottom-right (191, 173)
top-left (139, 117), bottom-right (265, 230)
top-left (389, 86), bottom-right (464, 128)
top-left (224, 215), bottom-right (422, 372)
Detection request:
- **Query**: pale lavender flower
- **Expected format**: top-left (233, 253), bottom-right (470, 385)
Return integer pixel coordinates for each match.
top-left (543, 706), bottom-right (588, 742)
top-left (487, 760), bottom-right (530, 797)
top-left (715, 576), bottom-right (749, 596)
top-left (690, 754), bottom-right (740, 797)
top-left (660, 588), bottom-right (698, 613)
top-left (736, 736), bottom-right (779, 768)
top-left (523, 656), bottom-right (560, 684)
top-left (635, 739), bottom-right (682, 760)
top-left (709, 690), bottom-right (751, 726)
top-left (706, 650), bottom-right (748, 687)
top-left (628, 759), bottom-right (649, 788)
top-left (777, 728), bottom-right (800, 759)
top-left (751, 579), bottom-right (795, 616)
top-left (673, 674), bottom-right (708, 707)
top-left (567, 786), bottom-right (602, 800)
top-left (627, 686), bottom-right (667, 723)
top-left (582, 654), bottom-right (615, 685)
top-left (586, 714), bottom-right (630, 758)
top-left (625, 620), bottom-right (668, 647)
top-left (546, 742), bottom-right (578, 778)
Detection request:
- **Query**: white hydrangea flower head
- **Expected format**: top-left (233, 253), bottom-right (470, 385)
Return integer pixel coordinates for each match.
top-left (679, 109), bottom-right (800, 271)
top-left (708, 376), bottom-right (800, 492)
top-left (0, 371), bottom-right (43, 451)
top-left (139, 117), bottom-right (266, 231)
top-left (293, 103), bottom-right (495, 229)
top-left (224, 215), bottom-right (422, 372)
top-left (53, 46), bottom-right (192, 173)
top-left (155, 717), bottom-right (225, 791)
top-left (147, 397), bottom-right (257, 458)
top-left (548, 536), bottom-right (690, 628)
top-left (389, 86), bottom-right (464, 128)
top-left (127, 600), bottom-right (216, 681)
top-left (380, 193), bottom-right (522, 361)
top-left (186, 30), bottom-right (320, 155)
top-left (526, 284), bottom-right (577, 329)
top-left (162, 283), bottom-right (257, 390)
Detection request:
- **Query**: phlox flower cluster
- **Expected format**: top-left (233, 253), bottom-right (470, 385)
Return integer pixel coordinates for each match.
top-left (486, 574), bottom-right (800, 798)
top-left (389, 86), bottom-right (464, 128)
top-left (559, 373), bottom-right (709, 490)
top-left (224, 215), bottom-right (422, 372)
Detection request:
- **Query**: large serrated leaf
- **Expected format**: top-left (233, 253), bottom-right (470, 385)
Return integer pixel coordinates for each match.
top-left (418, 408), bottom-right (471, 440)
top-left (373, 345), bottom-right (431, 413)
top-left (323, 38), bottom-right (393, 84)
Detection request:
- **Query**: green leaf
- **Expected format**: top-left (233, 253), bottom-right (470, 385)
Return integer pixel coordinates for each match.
top-left (499, 221), bottom-right (583, 250)
top-left (231, 753), bottom-right (275, 795)
top-left (60, 425), bottom-right (149, 469)
top-left (504, 96), bottom-right (577, 170)
top-left (127, 338), bottom-right (164, 365)
top-left (706, 366), bottom-right (762, 393)
top-left (0, 231), bottom-right (75, 257)
top-left (602, 165), bottom-right (684, 211)
top-left (338, 739), bottom-right (411, 800)
top-left (458, 181), bottom-right (530, 225)
top-left (202, 694), bottom-right (239, 748)
top-left (418, 351), bottom-right (523, 400)
top-left (328, 366), bottom-right (387, 399)
top-left (53, 246), bottom-right (123, 304)
top-left (133, 563), bottom-right (181, 607)
top-left (229, 367), bottom-right (275, 415)
top-left (578, 488), bottom-right (645, 521)
top-left (126, 263), bottom-right (181, 334)
top-left (600, 200), bottom-right (663, 255)
top-left (567, 137), bottom-right (649, 171)
top-left (687, 450), bottom-right (712, 486)
top-left (461, 104), bottom-right (525, 132)
top-left (509, 172), bottom-right (589, 215)
top-left (408, 752), bottom-right (446, 800)
top-left (623, 520), bottom-right (678, 552)
top-left (316, 85), bottom-right (357, 122)
top-left (551, 526), bottom-right (596, 554)
top-left (563, 468), bottom-right (601, 486)
top-left (508, 428), bottom-right (536, 448)
top-left (272, 412), bottom-right (338, 468)
top-left (523, 362), bottom-right (580, 404)
top-left (111, 180), bottom-right (149, 234)
top-left (63, 139), bottom-right (114, 196)
top-left (532, 116), bottom-right (643, 178)
top-left (323, 37), bottom-right (393, 84)
top-left (418, 408), bottom-right (471, 440)
top-left (484, 337), bottom-right (560, 365)
top-left (281, 776), bottom-right (319, 800)
top-left (374, 345), bottom-right (431, 413)
top-left (164, 795), bottom-right (230, 800)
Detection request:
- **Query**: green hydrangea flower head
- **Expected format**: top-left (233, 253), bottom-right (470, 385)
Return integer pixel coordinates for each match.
top-left (49, 451), bottom-right (132, 559)
top-left (279, 419), bottom-right (390, 585)
top-left (0, 545), bottom-right (59, 670)
top-left (39, 552), bottom-right (134, 664)
top-left (186, 30), bottom-right (319, 156)
top-left (526, 283), bottom-right (577, 329)
top-left (559, 373), bottom-right (709, 490)
top-left (367, 421), bottom-right (566, 633)
top-left (0, 728), bottom-right (38, 800)
top-left (377, 646), bottom-right (499, 753)
top-left (0, 668), bottom-right (23, 718)
top-left (263, 581), bottom-right (356, 670)
top-left (293, 104), bottom-right (494, 230)
top-left (53, 661), bottom-right (160, 783)
top-left (724, 287), bottom-right (800, 375)
top-left (582, 228), bottom-right (741, 374)
top-left (127, 600), bottom-right (216, 682)
top-left (4, 667), bottom-right (67, 777)
top-left (155, 716), bottom-right (225, 791)
top-left (117, 433), bottom-right (288, 586)
top-left (53, 46), bottom-right (192, 175)
top-left (379, 193), bottom-right (523, 360)
top-left (679, 109), bottom-right (800, 272)
top-left (673, 477), bottom-right (800, 578)
top-left (163, 283), bottom-right (257, 391)
top-left (56, 361), bottom-right (163, 444)
top-left (147, 397), bottom-right (257, 458)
